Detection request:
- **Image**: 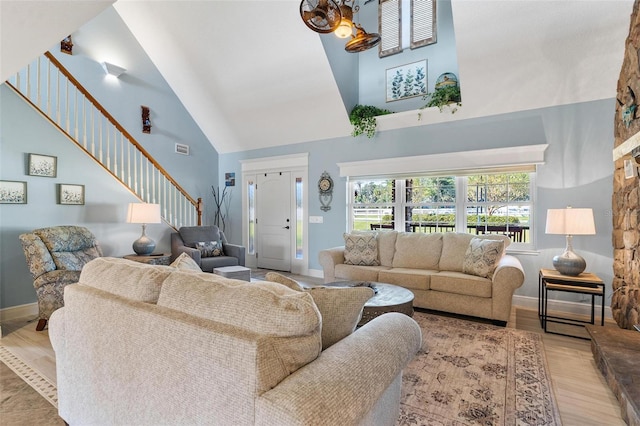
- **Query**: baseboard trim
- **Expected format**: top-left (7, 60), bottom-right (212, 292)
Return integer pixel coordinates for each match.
top-left (513, 295), bottom-right (612, 319)
top-left (307, 268), bottom-right (323, 279)
top-left (0, 303), bottom-right (38, 322)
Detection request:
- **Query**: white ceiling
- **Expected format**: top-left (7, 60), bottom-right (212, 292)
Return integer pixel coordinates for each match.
top-left (1, 0), bottom-right (634, 154)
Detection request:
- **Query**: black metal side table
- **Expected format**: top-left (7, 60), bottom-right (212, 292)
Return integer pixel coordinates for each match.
top-left (538, 268), bottom-right (605, 339)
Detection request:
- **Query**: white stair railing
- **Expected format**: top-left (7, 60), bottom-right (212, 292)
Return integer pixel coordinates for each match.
top-left (5, 52), bottom-right (202, 228)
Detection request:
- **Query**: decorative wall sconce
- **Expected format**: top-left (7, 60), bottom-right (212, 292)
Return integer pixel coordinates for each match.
top-left (60, 36), bottom-right (73, 55)
top-left (618, 85), bottom-right (637, 128)
top-left (101, 62), bottom-right (126, 78)
top-left (141, 106), bottom-right (151, 134)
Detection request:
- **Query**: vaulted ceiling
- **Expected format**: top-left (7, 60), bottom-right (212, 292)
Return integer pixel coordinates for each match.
top-left (1, 1), bottom-right (634, 154)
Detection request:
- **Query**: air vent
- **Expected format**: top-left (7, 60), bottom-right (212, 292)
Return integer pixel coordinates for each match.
top-left (175, 143), bottom-right (190, 155)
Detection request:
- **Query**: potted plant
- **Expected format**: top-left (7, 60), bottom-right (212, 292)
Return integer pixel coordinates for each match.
top-left (421, 85), bottom-right (462, 114)
top-left (349, 104), bottom-right (393, 138)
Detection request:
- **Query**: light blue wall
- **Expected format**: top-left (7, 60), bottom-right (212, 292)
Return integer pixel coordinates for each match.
top-left (48, 7), bottom-right (219, 212)
top-left (0, 85), bottom-right (156, 309)
top-left (219, 98), bottom-right (615, 304)
top-left (321, 33), bottom-right (359, 112)
top-left (0, 6), bottom-right (219, 310)
top-left (323, 0), bottom-right (459, 113)
top-left (359, 0), bottom-right (459, 112)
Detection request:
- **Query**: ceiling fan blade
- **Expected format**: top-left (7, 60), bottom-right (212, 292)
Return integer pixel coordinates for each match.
top-left (300, 0), bottom-right (342, 34)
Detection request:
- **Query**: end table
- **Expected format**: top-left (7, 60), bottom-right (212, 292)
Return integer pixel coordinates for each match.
top-left (538, 268), bottom-right (605, 339)
top-left (123, 253), bottom-right (171, 266)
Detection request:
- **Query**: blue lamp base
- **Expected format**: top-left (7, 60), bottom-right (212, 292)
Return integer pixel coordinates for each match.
top-left (132, 224), bottom-right (156, 255)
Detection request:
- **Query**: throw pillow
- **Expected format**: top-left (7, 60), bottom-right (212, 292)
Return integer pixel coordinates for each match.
top-left (170, 252), bottom-right (202, 272)
top-left (194, 240), bottom-right (224, 258)
top-left (462, 237), bottom-right (505, 278)
top-left (343, 233), bottom-right (380, 266)
top-left (264, 272), bottom-right (374, 350)
top-left (264, 271), bottom-right (304, 291)
top-left (307, 285), bottom-right (374, 349)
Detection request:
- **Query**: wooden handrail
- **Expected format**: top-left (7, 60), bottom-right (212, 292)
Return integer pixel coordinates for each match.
top-left (43, 52), bottom-right (199, 208)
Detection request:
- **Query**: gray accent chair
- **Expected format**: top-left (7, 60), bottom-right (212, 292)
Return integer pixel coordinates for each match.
top-left (171, 226), bottom-right (245, 272)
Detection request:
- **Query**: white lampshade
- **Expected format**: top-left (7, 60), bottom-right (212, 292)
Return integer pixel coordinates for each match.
top-left (545, 208), bottom-right (596, 235)
top-left (127, 203), bottom-right (161, 224)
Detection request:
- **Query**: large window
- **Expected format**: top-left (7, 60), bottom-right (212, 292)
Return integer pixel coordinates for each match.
top-left (350, 172), bottom-right (533, 248)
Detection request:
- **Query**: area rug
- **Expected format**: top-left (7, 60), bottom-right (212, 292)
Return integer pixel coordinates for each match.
top-left (398, 311), bottom-right (562, 426)
top-left (0, 345), bottom-right (57, 408)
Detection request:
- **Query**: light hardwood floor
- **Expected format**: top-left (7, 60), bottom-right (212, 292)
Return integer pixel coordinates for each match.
top-left (0, 281), bottom-right (627, 425)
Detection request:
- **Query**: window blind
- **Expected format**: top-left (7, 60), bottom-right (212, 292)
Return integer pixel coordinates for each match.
top-left (379, 0), bottom-right (402, 58)
top-left (410, 0), bottom-right (437, 49)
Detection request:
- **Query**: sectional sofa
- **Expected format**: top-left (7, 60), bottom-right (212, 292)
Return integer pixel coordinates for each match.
top-left (319, 231), bottom-right (525, 324)
top-left (49, 257), bottom-right (421, 425)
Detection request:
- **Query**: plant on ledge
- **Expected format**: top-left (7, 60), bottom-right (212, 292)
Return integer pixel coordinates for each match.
top-left (420, 85), bottom-right (462, 115)
top-left (349, 104), bottom-right (393, 138)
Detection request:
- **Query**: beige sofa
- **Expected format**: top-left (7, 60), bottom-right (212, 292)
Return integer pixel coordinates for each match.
top-left (319, 232), bottom-right (525, 324)
top-left (49, 257), bottom-right (421, 426)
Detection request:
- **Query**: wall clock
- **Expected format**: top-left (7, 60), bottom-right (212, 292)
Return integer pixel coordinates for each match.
top-left (318, 171), bottom-right (333, 212)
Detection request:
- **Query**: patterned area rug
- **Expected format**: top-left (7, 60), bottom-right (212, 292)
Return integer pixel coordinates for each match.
top-left (398, 312), bottom-right (562, 426)
top-left (0, 345), bottom-right (57, 407)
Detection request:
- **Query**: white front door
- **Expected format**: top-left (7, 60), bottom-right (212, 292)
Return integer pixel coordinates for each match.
top-left (257, 172), bottom-right (292, 271)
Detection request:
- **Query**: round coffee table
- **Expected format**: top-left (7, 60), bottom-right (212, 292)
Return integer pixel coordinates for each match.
top-left (326, 281), bottom-right (415, 326)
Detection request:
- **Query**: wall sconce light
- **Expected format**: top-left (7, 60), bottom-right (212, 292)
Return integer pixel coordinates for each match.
top-left (545, 207), bottom-right (596, 276)
top-left (141, 106), bottom-right (151, 133)
top-left (101, 61), bottom-right (126, 78)
top-left (127, 203), bottom-right (161, 255)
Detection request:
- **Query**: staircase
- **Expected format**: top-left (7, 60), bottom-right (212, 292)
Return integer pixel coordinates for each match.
top-left (5, 52), bottom-right (202, 229)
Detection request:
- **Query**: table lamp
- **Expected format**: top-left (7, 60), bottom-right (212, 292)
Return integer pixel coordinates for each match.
top-left (545, 207), bottom-right (596, 276)
top-left (127, 203), bottom-right (161, 255)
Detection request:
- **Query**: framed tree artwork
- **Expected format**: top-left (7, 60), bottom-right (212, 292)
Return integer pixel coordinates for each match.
top-left (385, 60), bottom-right (427, 102)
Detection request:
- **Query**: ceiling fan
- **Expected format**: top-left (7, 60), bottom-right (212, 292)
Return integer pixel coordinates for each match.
top-left (299, 0), bottom-right (381, 53)
top-left (299, 0), bottom-right (342, 34)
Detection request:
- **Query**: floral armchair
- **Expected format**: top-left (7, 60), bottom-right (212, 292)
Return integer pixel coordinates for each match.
top-left (19, 226), bottom-right (103, 330)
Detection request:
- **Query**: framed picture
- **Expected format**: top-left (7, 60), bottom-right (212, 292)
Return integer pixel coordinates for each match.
top-left (58, 184), bottom-right (85, 205)
top-left (225, 172), bottom-right (235, 187)
top-left (0, 180), bottom-right (27, 204)
top-left (28, 153), bottom-right (57, 177)
top-left (385, 60), bottom-right (428, 102)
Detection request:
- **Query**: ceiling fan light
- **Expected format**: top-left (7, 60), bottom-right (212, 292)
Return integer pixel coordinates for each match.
top-left (334, 18), bottom-right (354, 38)
top-left (300, 0), bottom-right (342, 34)
top-left (344, 24), bottom-right (381, 53)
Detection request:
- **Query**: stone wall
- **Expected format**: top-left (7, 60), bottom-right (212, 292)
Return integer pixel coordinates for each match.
top-left (612, 0), bottom-right (640, 329)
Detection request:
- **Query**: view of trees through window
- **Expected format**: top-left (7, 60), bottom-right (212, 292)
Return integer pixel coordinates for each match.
top-left (351, 173), bottom-right (532, 244)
